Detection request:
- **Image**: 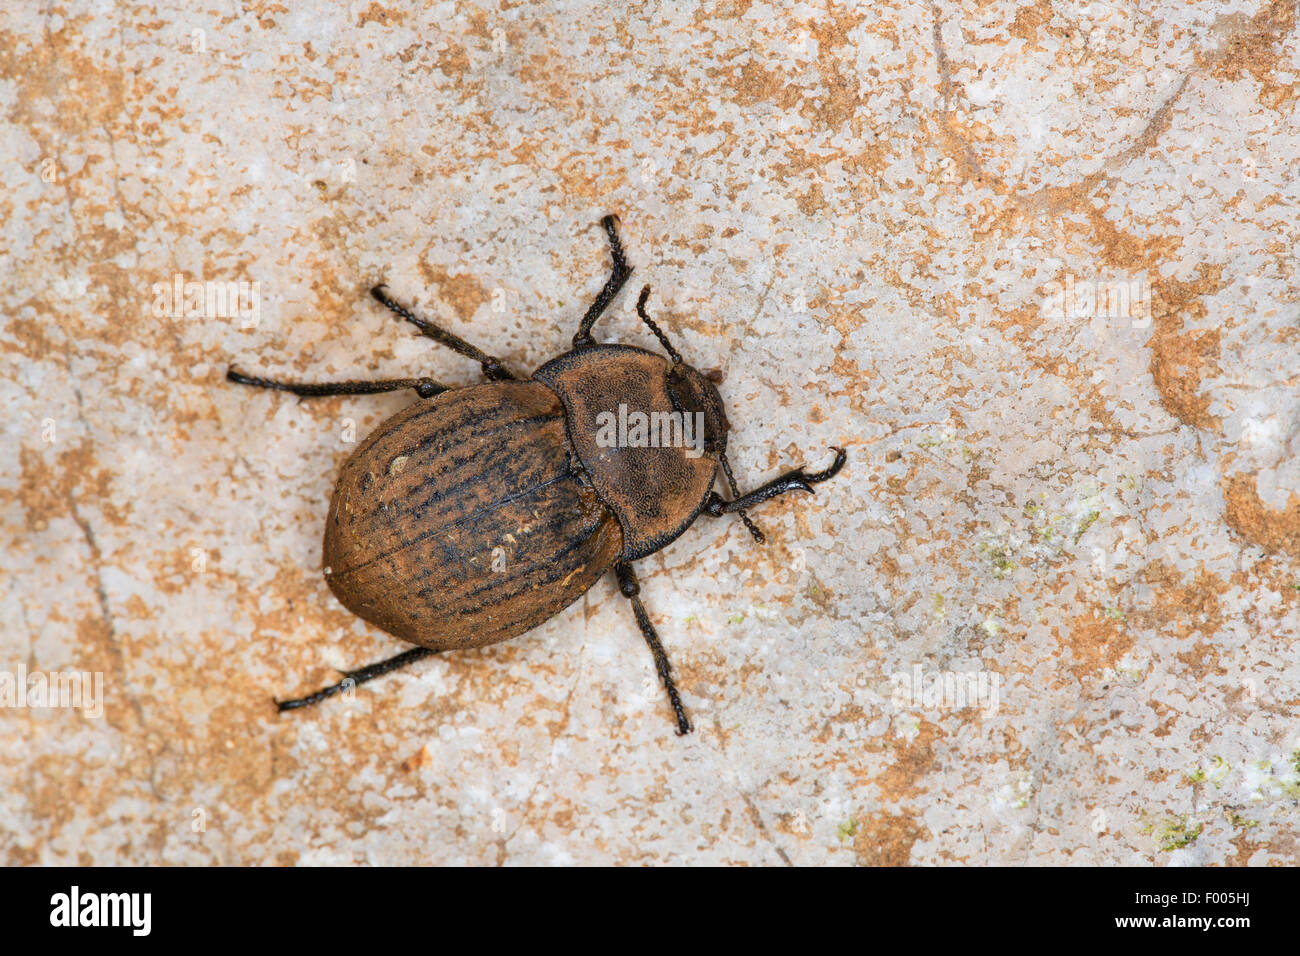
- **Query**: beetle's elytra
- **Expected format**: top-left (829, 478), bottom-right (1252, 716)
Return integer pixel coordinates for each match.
top-left (228, 215), bottom-right (845, 735)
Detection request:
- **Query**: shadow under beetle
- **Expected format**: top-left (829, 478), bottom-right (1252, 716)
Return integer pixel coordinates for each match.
top-left (228, 215), bottom-right (845, 735)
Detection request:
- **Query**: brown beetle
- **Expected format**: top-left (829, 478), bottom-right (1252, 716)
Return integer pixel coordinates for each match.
top-left (228, 216), bottom-right (845, 734)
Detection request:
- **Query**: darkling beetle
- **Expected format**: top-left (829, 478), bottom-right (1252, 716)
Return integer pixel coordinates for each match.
top-left (227, 215), bottom-right (846, 735)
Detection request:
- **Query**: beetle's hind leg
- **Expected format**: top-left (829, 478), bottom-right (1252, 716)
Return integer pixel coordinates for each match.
top-left (370, 285), bottom-right (516, 381)
top-left (614, 563), bottom-right (692, 736)
top-left (572, 215), bottom-right (633, 350)
top-left (276, 646), bottom-right (439, 712)
top-left (227, 368), bottom-right (449, 399)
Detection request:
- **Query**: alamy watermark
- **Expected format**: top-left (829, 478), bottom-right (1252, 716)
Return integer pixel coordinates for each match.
top-left (151, 272), bottom-right (260, 327)
top-left (1041, 273), bottom-right (1151, 327)
top-left (594, 404), bottom-right (706, 459)
top-left (889, 665), bottom-right (1000, 716)
top-left (50, 886), bottom-right (150, 936)
top-left (0, 666), bottom-right (104, 718)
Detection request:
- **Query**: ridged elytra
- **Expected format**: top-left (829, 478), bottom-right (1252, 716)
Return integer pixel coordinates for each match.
top-left (227, 216), bottom-right (846, 735)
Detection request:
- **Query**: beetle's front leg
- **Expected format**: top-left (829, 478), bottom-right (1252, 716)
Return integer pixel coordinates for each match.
top-left (614, 562), bottom-right (691, 736)
top-left (571, 215), bottom-right (633, 350)
top-left (707, 447), bottom-right (847, 521)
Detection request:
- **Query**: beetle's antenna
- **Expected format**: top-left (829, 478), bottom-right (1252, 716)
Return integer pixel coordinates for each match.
top-left (635, 285), bottom-right (683, 365)
top-left (718, 451), bottom-right (765, 545)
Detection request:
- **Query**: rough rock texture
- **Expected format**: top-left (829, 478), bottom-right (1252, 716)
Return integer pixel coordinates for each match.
top-left (2, 1), bottom-right (1297, 865)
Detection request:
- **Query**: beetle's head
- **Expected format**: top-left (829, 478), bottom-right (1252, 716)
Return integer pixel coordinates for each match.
top-left (666, 360), bottom-right (728, 459)
top-left (635, 283), bottom-right (764, 544)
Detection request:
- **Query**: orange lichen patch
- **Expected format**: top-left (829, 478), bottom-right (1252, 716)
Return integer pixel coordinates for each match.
top-left (23, 748), bottom-right (164, 861)
top-left (1057, 610), bottom-right (1132, 682)
top-left (1077, 207), bottom-right (1181, 270)
top-left (149, 546), bottom-right (227, 596)
top-left (988, 303), bottom-right (1047, 338)
top-left (1176, 639), bottom-right (1229, 684)
top-left (723, 58), bottom-right (804, 112)
top-left (2, 314), bottom-right (61, 360)
top-left (1227, 826), bottom-right (1260, 866)
top-left (10, 443), bottom-right (126, 531)
top-left (434, 39), bottom-right (475, 79)
top-left (0, 30), bottom-right (129, 134)
top-left (253, 562), bottom-right (359, 653)
top-left (1222, 472), bottom-right (1300, 558)
top-left (873, 720), bottom-right (940, 803)
top-left (851, 810), bottom-right (930, 866)
top-left (354, 3), bottom-right (405, 28)
top-left (1202, 0), bottom-right (1298, 111)
top-left (1133, 561), bottom-right (1228, 641)
top-left (1229, 558), bottom-right (1300, 611)
top-left (401, 744), bottom-right (433, 772)
top-left (1008, 0), bottom-right (1054, 44)
top-left (11, 446), bottom-right (77, 533)
top-left (418, 261), bottom-right (492, 323)
top-left (1145, 267), bottom-right (1229, 432)
top-left (1147, 324), bottom-right (1222, 431)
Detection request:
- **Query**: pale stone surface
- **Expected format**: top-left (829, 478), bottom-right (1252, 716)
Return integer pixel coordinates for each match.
top-left (2, 1), bottom-right (1297, 865)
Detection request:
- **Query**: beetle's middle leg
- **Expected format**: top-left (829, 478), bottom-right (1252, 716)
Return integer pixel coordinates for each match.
top-left (226, 368), bottom-right (450, 399)
top-left (614, 562), bottom-right (692, 736)
top-left (276, 646), bottom-right (439, 711)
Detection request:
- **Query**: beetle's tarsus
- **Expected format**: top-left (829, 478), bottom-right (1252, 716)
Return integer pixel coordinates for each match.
top-left (708, 447), bottom-right (848, 521)
top-left (571, 214), bottom-right (633, 350)
top-left (615, 563), bottom-right (693, 736)
top-left (275, 646), bottom-right (439, 712)
top-left (802, 446), bottom-right (848, 485)
top-left (739, 513), bottom-right (766, 545)
top-left (370, 283), bottom-right (517, 381)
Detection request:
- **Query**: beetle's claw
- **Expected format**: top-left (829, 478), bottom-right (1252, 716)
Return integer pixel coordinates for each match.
top-left (802, 446), bottom-right (847, 486)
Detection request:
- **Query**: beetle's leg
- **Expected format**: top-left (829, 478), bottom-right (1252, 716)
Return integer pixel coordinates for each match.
top-left (370, 285), bottom-right (516, 381)
top-left (571, 215), bottom-right (633, 350)
top-left (706, 448), bottom-right (848, 545)
top-left (614, 563), bottom-right (692, 736)
top-left (227, 368), bottom-right (449, 399)
top-left (276, 646), bottom-right (439, 712)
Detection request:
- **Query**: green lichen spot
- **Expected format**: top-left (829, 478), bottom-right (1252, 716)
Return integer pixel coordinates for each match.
top-left (977, 542), bottom-right (1018, 578)
top-left (837, 818), bottom-right (859, 842)
top-left (1155, 816), bottom-right (1203, 852)
top-left (1073, 510), bottom-right (1100, 544)
top-left (727, 613), bottom-right (745, 625)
